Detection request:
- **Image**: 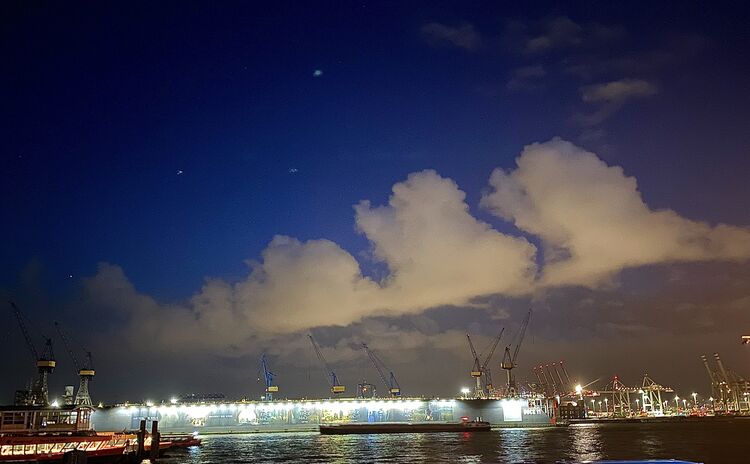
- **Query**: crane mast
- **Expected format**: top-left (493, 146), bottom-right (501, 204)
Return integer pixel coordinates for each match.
top-left (308, 334), bottom-right (345, 394)
top-left (501, 308), bottom-right (532, 396)
top-left (362, 343), bottom-right (401, 397)
top-left (9, 301), bottom-right (55, 406)
top-left (54, 322), bottom-right (95, 406)
top-left (466, 334), bottom-right (483, 397)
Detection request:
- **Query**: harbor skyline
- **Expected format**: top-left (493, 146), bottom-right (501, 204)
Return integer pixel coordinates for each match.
top-left (2, 1), bottom-right (750, 404)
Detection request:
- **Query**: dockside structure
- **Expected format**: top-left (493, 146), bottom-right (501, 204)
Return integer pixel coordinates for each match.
top-left (92, 397), bottom-right (555, 433)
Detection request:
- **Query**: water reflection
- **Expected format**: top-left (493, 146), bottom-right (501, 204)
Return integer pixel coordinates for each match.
top-left (569, 423), bottom-right (603, 461)
top-left (160, 421), bottom-right (750, 463)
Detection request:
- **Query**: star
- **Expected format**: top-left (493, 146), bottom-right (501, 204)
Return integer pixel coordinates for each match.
top-left (177, 170), bottom-right (184, 175)
top-left (313, 69), bottom-right (323, 77)
top-left (289, 168), bottom-right (299, 173)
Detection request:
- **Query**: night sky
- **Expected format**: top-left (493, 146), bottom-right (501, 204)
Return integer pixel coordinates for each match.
top-left (2, 1), bottom-right (749, 404)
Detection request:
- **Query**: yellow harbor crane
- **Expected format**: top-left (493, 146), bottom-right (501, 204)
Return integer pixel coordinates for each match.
top-left (54, 322), bottom-right (95, 406)
top-left (501, 308), bottom-right (532, 396)
top-left (9, 301), bottom-right (56, 406)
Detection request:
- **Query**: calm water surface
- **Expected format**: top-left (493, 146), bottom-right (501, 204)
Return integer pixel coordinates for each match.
top-left (162, 422), bottom-right (749, 463)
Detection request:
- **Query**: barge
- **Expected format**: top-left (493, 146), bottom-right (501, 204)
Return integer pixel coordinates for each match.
top-left (320, 420), bottom-right (491, 434)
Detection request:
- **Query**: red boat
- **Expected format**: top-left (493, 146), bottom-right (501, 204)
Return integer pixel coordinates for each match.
top-left (0, 405), bottom-right (132, 462)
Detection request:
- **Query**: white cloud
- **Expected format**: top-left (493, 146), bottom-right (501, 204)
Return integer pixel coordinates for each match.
top-left (355, 170), bottom-right (537, 309)
top-left (77, 140), bottom-right (750, 362)
top-left (82, 170), bottom-right (537, 352)
top-left (420, 22), bottom-right (481, 51)
top-left (481, 138), bottom-right (750, 287)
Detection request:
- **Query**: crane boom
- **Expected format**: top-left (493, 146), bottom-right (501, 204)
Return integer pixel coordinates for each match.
top-left (54, 322), bottom-right (81, 373)
top-left (362, 343), bottom-right (401, 396)
top-left (481, 328), bottom-right (504, 371)
top-left (9, 301), bottom-right (39, 362)
top-left (467, 334), bottom-right (481, 375)
top-left (308, 334), bottom-right (345, 394)
top-left (511, 309), bottom-right (532, 363)
top-left (362, 344), bottom-right (388, 389)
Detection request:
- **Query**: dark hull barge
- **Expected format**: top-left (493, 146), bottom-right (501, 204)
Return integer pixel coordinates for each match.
top-left (319, 421), bottom-right (491, 434)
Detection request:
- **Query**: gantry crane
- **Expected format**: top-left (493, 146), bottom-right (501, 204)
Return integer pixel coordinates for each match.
top-left (361, 343), bottom-right (401, 397)
top-left (259, 353), bottom-right (278, 401)
top-left (501, 308), bottom-right (532, 396)
top-left (466, 328), bottom-right (504, 398)
top-left (701, 353), bottom-right (750, 411)
top-left (9, 301), bottom-right (56, 406)
top-left (308, 334), bottom-right (345, 395)
top-left (54, 322), bottom-right (95, 406)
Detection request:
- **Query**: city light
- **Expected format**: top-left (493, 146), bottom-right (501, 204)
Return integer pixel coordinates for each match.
top-left (170, 397), bottom-right (178, 404)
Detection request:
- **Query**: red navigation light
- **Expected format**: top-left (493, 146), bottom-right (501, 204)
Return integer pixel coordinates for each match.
top-left (461, 416), bottom-right (469, 422)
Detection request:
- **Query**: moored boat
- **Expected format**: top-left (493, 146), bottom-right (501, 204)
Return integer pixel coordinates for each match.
top-left (0, 405), bottom-right (130, 462)
top-left (0, 404), bottom-right (199, 462)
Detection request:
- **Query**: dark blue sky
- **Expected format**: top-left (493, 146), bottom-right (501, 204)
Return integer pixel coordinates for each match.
top-left (2, 2), bottom-right (749, 400)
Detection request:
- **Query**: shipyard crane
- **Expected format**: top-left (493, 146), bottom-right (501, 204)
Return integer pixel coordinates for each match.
top-left (467, 334), bottom-right (483, 397)
top-left (361, 343), bottom-right (401, 397)
top-left (308, 334), bottom-right (346, 395)
top-left (258, 353), bottom-right (278, 400)
top-left (480, 328), bottom-right (504, 395)
top-left (501, 308), bottom-right (532, 396)
top-left (466, 328), bottom-right (504, 398)
top-left (54, 322), bottom-right (95, 406)
top-left (9, 301), bottom-right (56, 406)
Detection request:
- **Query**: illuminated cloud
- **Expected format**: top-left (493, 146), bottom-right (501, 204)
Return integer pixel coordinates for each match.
top-left (83, 170), bottom-right (536, 346)
top-left (80, 140), bottom-right (750, 359)
top-left (354, 170), bottom-right (536, 308)
top-left (580, 78), bottom-right (657, 103)
top-left (481, 138), bottom-right (750, 287)
top-left (574, 78), bottom-right (658, 126)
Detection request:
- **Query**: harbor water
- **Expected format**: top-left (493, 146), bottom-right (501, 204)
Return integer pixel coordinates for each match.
top-left (157, 420), bottom-right (750, 463)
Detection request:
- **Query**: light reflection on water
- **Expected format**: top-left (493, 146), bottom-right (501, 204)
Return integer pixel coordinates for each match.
top-left (157, 421), bottom-right (750, 463)
top-left (570, 423), bottom-right (603, 461)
